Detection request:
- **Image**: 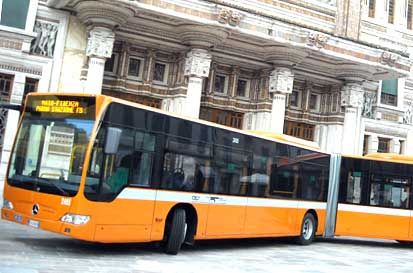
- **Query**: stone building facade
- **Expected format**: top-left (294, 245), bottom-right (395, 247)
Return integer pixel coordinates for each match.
top-left (0, 0), bottom-right (70, 178)
top-left (2, 0), bottom-right (413, 178)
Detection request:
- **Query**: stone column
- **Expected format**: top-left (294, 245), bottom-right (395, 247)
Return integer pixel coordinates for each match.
top-left (376, 0), bottom-right (388, 22)
top-left (84, 27), bottom-right (115, 94)
top-left (181, 48), bottom-right (212, 118)
top-left (367, 134), bottom-right (379, 154)
top-left (405, 130), bottom-right (413, 154)
top-left (0, 74), bottom-right (26, 181)
top-left (389, 138), bottom-right (401, 154)
top-left (394, 0), bottom-right (407, 27)
top-left (269, 68), bottom-right (294, 133)
top-left (341, 83), bottom-right (364, 155)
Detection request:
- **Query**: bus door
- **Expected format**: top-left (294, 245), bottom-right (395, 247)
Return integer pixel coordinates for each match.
top-left (205, 147), bottom-right (249, 236)
top-left (84, 126), bottom-right (157, 242)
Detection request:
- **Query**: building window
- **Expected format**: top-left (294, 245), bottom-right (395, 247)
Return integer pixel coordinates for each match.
top-left (214, 75), bottom-right (227, 94)
top-left (368, 0), bottom-right (376, 18)
top-left (380, 79), bottom-right (397, 106)
top-left (236, 79), bottom-right (249, 97)
top-left (128, 58), bottom-right (142, 78)
top-left (200, 107), bottom-right (243, 129)
top-left (331, 93), bottom-right (338, 112)
top-left (0, 73), bottom-right (13, 102)
top-left (153, 62), bottom-right (167, 83)
top-left (388, 0), bottom-right (395, 24)
top-left (284, 121), bottom-right (315, 141)
top-left (102, 90), bottom-right (161, 109)
top-left (377, 137), bottom-right (390, 153)
top-left (290, 90), bottom-right (299, 107)
top-left (104, 54), bottom-right (116, 73)
top-left (400, 140), bottom-right (405, 154)
top-left (0, 0), bottom-right (30, 29)
top-left (23, 78), bottom-right (38, 102)
top-left (309, 93), bottom-right (320, 111)
top-left (408, 0), bottom-right (413, 30)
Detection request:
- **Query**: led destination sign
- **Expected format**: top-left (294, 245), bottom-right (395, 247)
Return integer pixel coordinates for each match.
top-left (26, 95), bottom-right (96, 119)
top-left (35, 100), bottom-right (87, 115)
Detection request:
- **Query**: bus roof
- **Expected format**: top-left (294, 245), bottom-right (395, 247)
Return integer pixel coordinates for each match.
top-left (26, 92), bottom-right (324, 153)
top-left (343, 153), bottom-right (413, 165)
top-left (248, 131), bottom-right (320, 150)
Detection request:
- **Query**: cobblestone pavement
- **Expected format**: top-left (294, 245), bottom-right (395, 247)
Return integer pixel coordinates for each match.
top-left (1, 186), bottom-right (413, 273)
top-left (1, 212), bottom-right (413, 273)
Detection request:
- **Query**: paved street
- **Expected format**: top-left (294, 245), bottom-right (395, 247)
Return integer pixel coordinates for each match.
top-left (1, 207), bottom-right (413, 273)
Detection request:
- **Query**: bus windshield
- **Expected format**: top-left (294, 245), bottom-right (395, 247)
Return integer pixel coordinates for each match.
top-left (7, 95), bottom-right (96, 197)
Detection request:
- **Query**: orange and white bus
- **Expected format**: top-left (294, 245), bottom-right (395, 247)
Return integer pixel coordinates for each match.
top-left (1, 93), bottom-right (330, 254)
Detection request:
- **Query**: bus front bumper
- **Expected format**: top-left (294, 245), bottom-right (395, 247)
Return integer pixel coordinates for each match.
top-left (1, 207), bottom-right (94, 241)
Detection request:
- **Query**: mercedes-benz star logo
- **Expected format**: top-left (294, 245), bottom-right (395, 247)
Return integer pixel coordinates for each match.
top-left (32, 204), bottom-right (39, 215)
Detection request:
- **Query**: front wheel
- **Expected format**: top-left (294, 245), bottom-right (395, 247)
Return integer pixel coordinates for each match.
top-left (164, 208), bottom-right (187, 255)
top-left (296, 213), bottom-right (316, 245)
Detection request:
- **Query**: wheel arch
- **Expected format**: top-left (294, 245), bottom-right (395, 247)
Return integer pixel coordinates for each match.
top-left (165, 203), bottom-right (198, 244)
top-left (305, 209), bottom-right (318, 233)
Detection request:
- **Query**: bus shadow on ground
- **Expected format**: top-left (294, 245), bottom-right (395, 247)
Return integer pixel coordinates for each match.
top-left (319, 237), bottom-right (413, 249)
top-left (13, 236), bottom-right (413, 256)
top-left (13, 236), bottom-right (296, 256)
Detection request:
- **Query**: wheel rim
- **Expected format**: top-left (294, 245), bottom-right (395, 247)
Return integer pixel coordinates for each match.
top-left (302, 218), bottom-right (313, 240)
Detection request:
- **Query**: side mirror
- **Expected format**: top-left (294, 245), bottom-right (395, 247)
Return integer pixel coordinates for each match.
top-left (104, 127), bottom-right (122, 154)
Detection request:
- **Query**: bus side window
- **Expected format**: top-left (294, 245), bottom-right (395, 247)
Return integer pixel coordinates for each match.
top-left (346, 171), bottom-right (362, 204)
top-left (247, 155), bottom-right (270, 197)
top-left (129, 131), bottom-right (156, 187)
top-left (160, 138), bottom-right (212, 192)
top-left (269, 158), bottom-right (299, 199)
top-left (103, 128), bottom-right (135, 194)
top-left (213, 147), bottom-right (249, 195)
top-left (369, 174), bottom-right (411, 209)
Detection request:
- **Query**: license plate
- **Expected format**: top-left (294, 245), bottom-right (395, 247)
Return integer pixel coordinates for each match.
top-left (28, 219), bottom-right (40, 229)
top-left (13, 214), bottom-right (23, 223)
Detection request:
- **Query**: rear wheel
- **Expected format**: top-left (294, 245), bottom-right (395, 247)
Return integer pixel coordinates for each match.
top-left (164, 208), bottom-right (186, 255)
top-left (296, 213), bottom-right (316, 245)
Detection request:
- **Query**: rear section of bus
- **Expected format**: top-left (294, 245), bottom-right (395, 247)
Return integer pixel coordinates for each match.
top-left (1, 93), bottom-right (102, 241)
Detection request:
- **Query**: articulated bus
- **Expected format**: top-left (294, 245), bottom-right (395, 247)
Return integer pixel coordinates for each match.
top-left (1, 93), bottom-right (413, 254)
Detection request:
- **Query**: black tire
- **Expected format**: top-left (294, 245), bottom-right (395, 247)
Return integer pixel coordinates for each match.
top-left (296, 213), bottom-right (316, 245)
top-left (397, 240), bottom-right (413, 245)
top-left (165, 208), bottom-right (186, 255)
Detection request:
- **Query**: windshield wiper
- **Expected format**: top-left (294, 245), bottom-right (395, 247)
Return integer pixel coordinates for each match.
top-left (34, 177), bottom-right (70, 197)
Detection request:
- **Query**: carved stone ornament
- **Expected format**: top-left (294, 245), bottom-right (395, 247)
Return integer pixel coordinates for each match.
top-left (307, 32), bottom-right (329, 49)
top-left (269, 68), bottom-right (294, 94)
top-left (86, 27), bottom-right (115, 58)
top-left (217, 8), bottom-right (242, 27)
top-left (340, 83), bottom-right (364, 108)
top-left (30, 21), bottom-right (59, 57)
top-left (362, 92), bottom-right (376, 118)
top-left (380, 51), bottom-right (399, 67)
top-left (184, 49), bottom-right (212, 78)
top-left (403, 102), bottom-right (413, 125)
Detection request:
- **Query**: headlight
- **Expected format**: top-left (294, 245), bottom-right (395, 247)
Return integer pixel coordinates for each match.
top-left (60, 214), bottom-right (90, 225)
top-left (2, 199), bottom-right (13, 210)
